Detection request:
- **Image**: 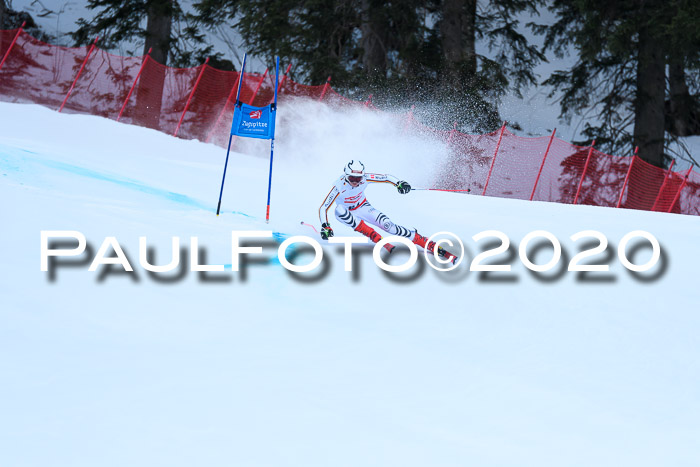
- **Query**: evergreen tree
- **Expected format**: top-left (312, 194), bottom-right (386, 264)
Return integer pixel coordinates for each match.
top-left (71, 0), bottom-right (233, 130)
top-left (192, 0), bottom-right (545, 133)
top-left (538, 0), bottom-right (700, 168)
top-left (71, 0), bottom-right (228, 68)
top-left (360, 0), bottom-right (390, 78)
top-left (194, 0), bottom-right (360, 84)
top-left (430, 0), bottom-right (546, 131)
top-left (0, 0), bottom-right (53, 42)
top-left (665, 0), bottom-right (700, 142)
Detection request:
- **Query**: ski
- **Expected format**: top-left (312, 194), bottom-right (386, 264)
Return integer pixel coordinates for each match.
top-left (422, 242), bottom-right (458, 264)
top-left (434, 245), bottom-right (458, 265)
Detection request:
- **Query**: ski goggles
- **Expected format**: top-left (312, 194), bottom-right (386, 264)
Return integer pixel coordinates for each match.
top-left (347, 175), bottom-right (363, 183)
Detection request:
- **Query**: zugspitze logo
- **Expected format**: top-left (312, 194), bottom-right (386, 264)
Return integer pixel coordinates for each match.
top-left (249, 110), bottom-right (262, 119)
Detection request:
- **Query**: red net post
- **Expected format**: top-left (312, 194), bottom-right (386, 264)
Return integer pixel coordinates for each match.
top-left (402, 106), bottom-right (416, 132)
top-left (667, 168), bottom-right (692, 213)
top-left (650, 160), bottom-right (675, 211)
top-left (55, 48), bottom-right (145, 118)
top-left (646, 162), bottom-right (689, 213)
top-left (617, 147), bottom-right (638, 208)
top-left (253, 70), bottom-right (278, 105)
top-left (208, 68), bottom-right (268, 146)
top-left (0, 22), bottom-right (25, 72)
top-left (276, 63), bottom-right (292, 97)
top-left (249, 68), bottom-right (268, 104)
top-left (446, 121), bottom-right (458, 145)
top-left (678, 170), bottom-right (700, 215)
top-left (205, 70), bottom-right (243, 143)
top-left (121, 60), bottom-right (200, 133)
top-left (530, 128), bottom-right (556, 201)
top-left (621, 156), bottom-right (672, 211)
top-left (205, 70), bottom-right (268, 146)
top-left (0, 33), bottom-right (88, 109)
top-left (174, 57), bottom-right (209, 137)
top-left (364, 94), bottom-right (373, 107)
top-left (573, 140), bottom-right (595, 204)
top-left (487, 130), bottom-right (553, 200)
top-left (319, 76), bottom-right (331, 101)
top-left (58, 36), bottom-right (99, 112)
top-left (482, 122), bottom-right (507, 196)
top-left (527, 137), bottom-right (587, 204)
top-left (434, 126), bottom-right (502, 193)
top-left (589, 151), bottom-right (631, 207)
top-left (117, 48), bottom-right (151, 121)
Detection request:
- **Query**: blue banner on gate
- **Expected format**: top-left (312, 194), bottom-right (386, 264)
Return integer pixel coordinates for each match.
top-left (230, 103), bottom-right (276, 140)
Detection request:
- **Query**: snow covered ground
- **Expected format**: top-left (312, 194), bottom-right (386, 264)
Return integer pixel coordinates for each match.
top-left (1, 101), bottom-right (699, 466)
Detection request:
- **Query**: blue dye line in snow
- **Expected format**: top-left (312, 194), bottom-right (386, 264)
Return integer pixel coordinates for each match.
top-left (231, 210), bottom-right (256, 219)
top-left (223, 257), bottom-right (282, 270)
top-left (1, 146), bottom-right (275, 222)
top-left (1, 145), bottom-right (292, 248)
top-left (272, 232), bottom-right (287, 243)
top-left (221, 232), bottom-right (290, 268)
top-left (2, 147), bottom-right (212, 211)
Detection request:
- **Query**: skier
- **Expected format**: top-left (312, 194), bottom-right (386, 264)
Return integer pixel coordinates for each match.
top-left (318, 160), bottom-right (457, 263)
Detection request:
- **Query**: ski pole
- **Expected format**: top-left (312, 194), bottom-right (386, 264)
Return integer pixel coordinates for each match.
top-left (412, 188), bottom-right (471, 193)
top-left (300, 221), bottom-right (319, 234)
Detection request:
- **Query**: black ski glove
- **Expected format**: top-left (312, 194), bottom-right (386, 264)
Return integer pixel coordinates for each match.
top-left (321, 222), bottom-right (334, 240)
top-left (397, 181), bottom-right (411, 194)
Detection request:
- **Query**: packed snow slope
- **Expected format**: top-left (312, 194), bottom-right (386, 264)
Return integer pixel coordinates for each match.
top-left (1, 101), bottom-right (699, 467)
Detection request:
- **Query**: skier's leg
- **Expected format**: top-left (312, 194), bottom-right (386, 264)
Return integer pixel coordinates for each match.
top-left (355, 204), bottom-right (457, 262)
top-left (334, 204), bottom-right (359, 229)
top-left (355, 204), bottom-right (415, 238)
top-left (335, 205), bottom-right (394, 251)
top-left (355, 203), bottom-right (430, 250)
top-left (411, 231), bottom-right (458, 263)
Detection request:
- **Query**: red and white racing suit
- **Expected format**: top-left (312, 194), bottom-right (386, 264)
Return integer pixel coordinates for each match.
top-left (318, 173), bottom-right (415, 238)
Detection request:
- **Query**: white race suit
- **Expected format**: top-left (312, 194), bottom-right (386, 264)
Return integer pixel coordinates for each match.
top-left (318, 173), bottom-right (415, 238)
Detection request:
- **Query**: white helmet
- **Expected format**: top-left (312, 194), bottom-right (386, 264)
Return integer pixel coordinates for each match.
top-left (344, 160), bottom-right (365, 181)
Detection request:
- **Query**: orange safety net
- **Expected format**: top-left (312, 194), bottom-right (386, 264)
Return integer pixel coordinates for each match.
top-left (0, 28), bottom-right (698, 216)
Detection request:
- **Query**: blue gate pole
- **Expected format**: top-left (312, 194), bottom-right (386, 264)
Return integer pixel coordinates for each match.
top-left (216, 134), bottom-right (234, 216)
top-left (265, 138), bottom-right (275, 222)
top-left (215, 53), bottom-right (247, 215)
top-left (265, 56), bottom-right (280, 223)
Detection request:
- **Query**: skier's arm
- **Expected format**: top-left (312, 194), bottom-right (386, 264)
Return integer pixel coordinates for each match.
top-left (319, 185), bottom-right (339, 224)
top-left (365, 173), bottom-right (411, 194)
top-left (365, 173), bottom-right (400, 186)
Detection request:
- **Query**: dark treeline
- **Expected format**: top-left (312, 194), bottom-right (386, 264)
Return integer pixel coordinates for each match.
top-left (193, 0), bottom-right (546, 135)
top-left (3, 0), bottom-right (699, 168)
top-left (538, 0), bottom-right (700, 167)
top-left (0, 0), bottom-right (53, 42)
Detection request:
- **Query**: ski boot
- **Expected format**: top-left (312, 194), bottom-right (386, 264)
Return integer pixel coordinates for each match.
top-left (355, 220), bottom-right (395, 253)
top-left (412, 231), bottom-right (458, 264)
